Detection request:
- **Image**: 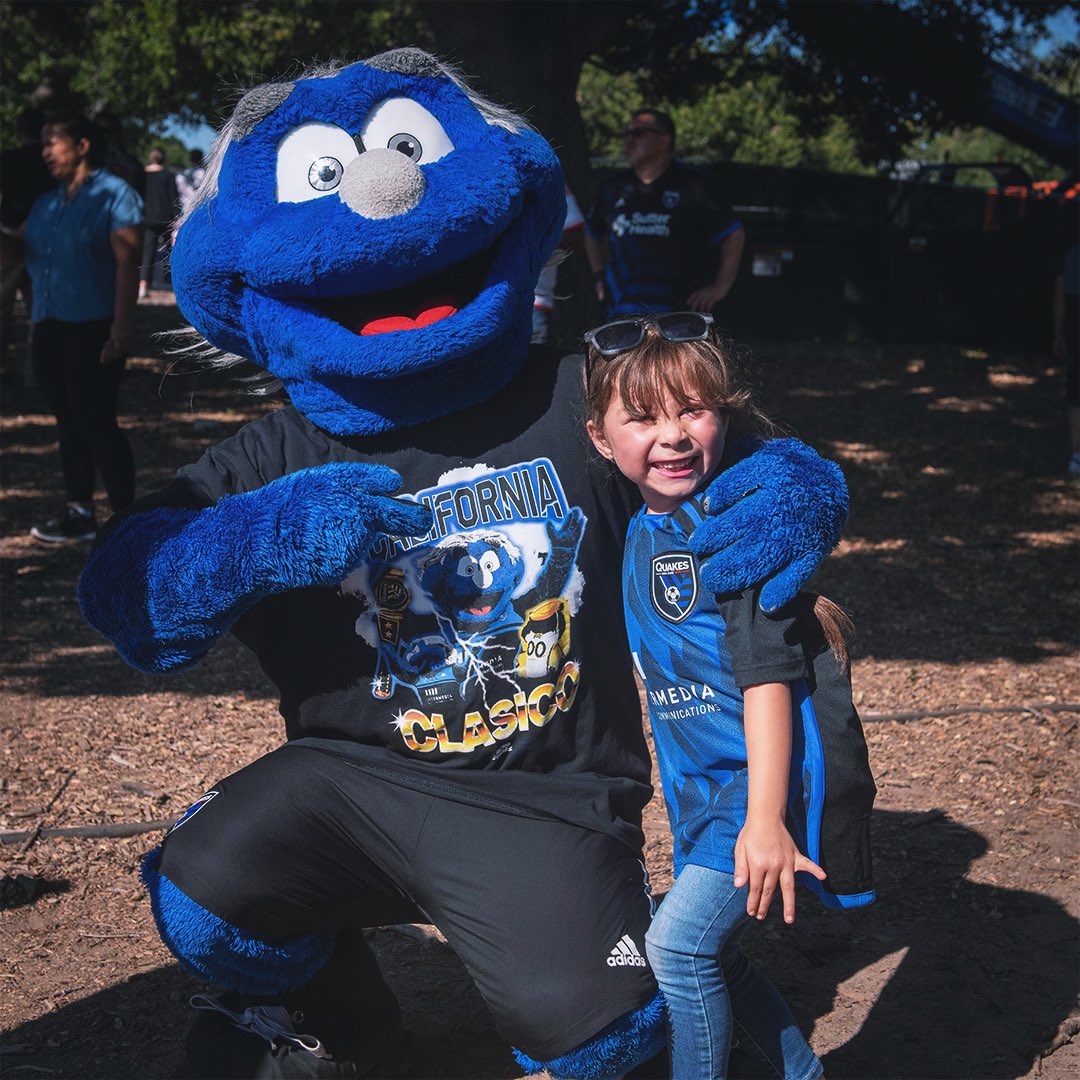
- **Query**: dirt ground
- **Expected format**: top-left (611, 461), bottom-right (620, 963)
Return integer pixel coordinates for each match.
top-left (1, 296), bottom-right (1077, 1080)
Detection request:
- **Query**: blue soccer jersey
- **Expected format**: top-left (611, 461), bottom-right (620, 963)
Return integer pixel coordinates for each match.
top-left (623, 496), bottom-right (877, 908)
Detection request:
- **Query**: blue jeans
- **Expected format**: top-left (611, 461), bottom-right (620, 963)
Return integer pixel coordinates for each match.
top-left (645, 863), bottom-right (823, 1080)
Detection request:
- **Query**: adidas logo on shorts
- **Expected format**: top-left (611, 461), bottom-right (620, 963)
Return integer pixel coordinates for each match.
top-left (607, 933), bottom-right (647, 968)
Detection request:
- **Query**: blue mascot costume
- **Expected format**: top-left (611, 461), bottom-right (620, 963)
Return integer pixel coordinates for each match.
top-left (79, 49), bottom-right (848, 1079)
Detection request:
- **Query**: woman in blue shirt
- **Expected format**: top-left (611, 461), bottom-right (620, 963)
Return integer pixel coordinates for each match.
top-left (19, 115), bottom-right (143, 542)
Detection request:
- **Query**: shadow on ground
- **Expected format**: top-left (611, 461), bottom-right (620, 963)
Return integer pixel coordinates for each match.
top-left (2, 308), bottom-right (1077, 1077)
top-left (752, 342), bottom-right (1077, 664)
top-left (1, 927), bottom-right (518, 1080)
top-left (745, 808), bottom-right (1078, 1078)
top-left (3, 812), bottom-right (1075, 1080)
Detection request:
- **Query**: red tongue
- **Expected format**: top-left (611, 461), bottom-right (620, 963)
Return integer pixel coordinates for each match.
top-left (358, 295), bottom-right (459, 336)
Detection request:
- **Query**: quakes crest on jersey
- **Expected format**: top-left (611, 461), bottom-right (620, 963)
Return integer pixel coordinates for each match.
top-left (651, 552), bottom-right (698, 623)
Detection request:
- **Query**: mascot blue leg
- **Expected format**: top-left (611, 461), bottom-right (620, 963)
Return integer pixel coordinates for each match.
top-left (141, 847), bottom-right (336, 994)
top-left (512, 993), bottom-right (667, 1080)
top-left (145, 849), bottom-right (407, 1077)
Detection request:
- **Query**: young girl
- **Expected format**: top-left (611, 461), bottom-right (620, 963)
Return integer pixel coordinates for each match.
top-left (584, 312), bottom-right (876, 1080)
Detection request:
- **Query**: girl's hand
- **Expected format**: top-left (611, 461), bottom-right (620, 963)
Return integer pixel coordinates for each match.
top-left (734, 817), bottom-right (826, 924)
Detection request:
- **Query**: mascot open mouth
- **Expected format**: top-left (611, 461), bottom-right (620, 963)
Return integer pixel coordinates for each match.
top-left (459, 587), bottom-right (508, 621)
top-left (310, 248), bottom-right (492, 337)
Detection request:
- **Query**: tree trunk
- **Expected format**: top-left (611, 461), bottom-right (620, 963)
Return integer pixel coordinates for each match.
top-left (417, 0), bottom-right (625, 207)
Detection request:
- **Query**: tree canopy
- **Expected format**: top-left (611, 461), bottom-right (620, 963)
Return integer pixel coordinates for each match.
top-left (578, 47), bottom-right (874, 175)
top-left (0, 1), bottom-right (425, 133)
top-left (2, 0), bottom-right (1074, 197)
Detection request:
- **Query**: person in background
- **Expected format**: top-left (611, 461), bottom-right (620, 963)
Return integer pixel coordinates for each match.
top-left (175, 148), bottom-right (206, 218)
top-left (14, 116), bottom-right (143, 542)
top-left (139, 146), bottom-right (180, 299)
top-left (584, 312), bottom-right (876, 1079)
top-left (585, 109), bottom-right (745, 318)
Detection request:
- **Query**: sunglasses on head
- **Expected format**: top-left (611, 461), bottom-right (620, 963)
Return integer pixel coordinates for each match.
top-left (584, 312), bottom-right (714, 358)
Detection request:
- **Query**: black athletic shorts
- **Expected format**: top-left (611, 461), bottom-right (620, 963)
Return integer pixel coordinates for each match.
top-left (156, 742), bottom-right (658, 1060)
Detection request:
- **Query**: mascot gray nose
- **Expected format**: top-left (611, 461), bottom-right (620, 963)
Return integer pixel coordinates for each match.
top-left (339, 148), bottom-right (425, 219)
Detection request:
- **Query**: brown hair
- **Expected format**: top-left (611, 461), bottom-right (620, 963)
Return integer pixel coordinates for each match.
top-left (812, 595), bottom-right (855, 668)
top-left (584, 325), bottom-right (777, 447)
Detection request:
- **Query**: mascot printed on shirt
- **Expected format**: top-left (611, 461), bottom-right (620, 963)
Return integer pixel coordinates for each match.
top-left (349, 466), bottom-right (583, 720)
top-left (79, 48), bottom-right (848, 1080)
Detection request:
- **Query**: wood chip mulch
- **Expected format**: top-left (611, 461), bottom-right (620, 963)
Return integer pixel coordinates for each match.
top-left (1, 306), bottom-right (1076, 1078)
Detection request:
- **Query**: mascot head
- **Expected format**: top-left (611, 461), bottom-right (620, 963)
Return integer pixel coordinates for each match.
top-left (419, 530), bottom-right (524, 632)
top-left (171, 47), bottom-right (565, 436)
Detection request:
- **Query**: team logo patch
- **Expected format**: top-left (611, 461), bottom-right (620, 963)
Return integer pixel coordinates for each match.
top-left (651, 552), bottom-right (697, 623)
top-left (166, 791), bottom-right (219, 835)
top-left (662, 190), bottom-right (680, 209)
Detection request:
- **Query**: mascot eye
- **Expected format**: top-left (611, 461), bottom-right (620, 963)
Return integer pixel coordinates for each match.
top-left (308, 157), bottom-right (344, 190)
top-left (387, 134), bottom-right (423, 162)
top-left (457, 556), bottom-right (479, 578)
top-left (360, 98), bottom-right (454, 165)
top-left (276, 123), bottom-right (360, 203)
top-left (480, 552), bottom-right (500, 575)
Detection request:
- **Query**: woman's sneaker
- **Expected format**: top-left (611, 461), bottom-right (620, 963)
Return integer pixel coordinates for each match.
top-left (30, 505), bottom-right (97, 543)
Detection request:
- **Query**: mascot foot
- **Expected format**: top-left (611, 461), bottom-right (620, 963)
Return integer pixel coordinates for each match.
top-left (174, 931), bottom-right (409, 1079)
top-left (173, 992), bottom-right (410, 1080)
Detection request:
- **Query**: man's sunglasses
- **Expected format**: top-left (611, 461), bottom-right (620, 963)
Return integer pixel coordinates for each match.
top-left (624, 126), bottom-right (667, 138)
top-left (584, 312), bottom-right (714, 358)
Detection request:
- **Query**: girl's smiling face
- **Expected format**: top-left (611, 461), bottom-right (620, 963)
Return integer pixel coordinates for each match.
top-left (588, 382), bottom-right (729, 514)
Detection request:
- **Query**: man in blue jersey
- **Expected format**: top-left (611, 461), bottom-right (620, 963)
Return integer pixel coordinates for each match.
top-left (585, 109), bottom-right (745, 317)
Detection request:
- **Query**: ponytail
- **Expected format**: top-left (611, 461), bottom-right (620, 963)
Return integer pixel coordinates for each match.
top-left (812, 595), bottom-right (854, 669)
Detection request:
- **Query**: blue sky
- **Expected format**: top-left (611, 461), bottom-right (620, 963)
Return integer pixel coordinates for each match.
top-left (1039, 6), bottom-right (1079, 55)
top-left (160, 115), bottom-right (217, 153)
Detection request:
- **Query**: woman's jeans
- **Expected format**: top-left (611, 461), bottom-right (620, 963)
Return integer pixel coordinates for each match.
top-left (645, 863), bottom-right (823, 1080)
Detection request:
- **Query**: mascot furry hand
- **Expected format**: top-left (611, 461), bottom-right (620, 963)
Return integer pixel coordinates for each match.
top-left (78, 47), bottom-right (847, 1080)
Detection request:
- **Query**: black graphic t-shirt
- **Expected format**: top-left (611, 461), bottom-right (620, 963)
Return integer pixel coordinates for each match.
top-left (587, 160), bottom-right (742, 315)
top-left (131, 350), bottom-right (650, 849)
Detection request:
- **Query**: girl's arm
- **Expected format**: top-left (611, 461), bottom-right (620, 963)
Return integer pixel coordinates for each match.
top-left (735, 682), bottom-right (826, 924)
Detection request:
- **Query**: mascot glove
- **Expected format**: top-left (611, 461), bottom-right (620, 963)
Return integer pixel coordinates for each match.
top-left (79, 463), bottom-right (431, 672)
top-left (689, 437), bottom-right (848, 613)
top-left (237, 462), bottom-right (432, 592)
